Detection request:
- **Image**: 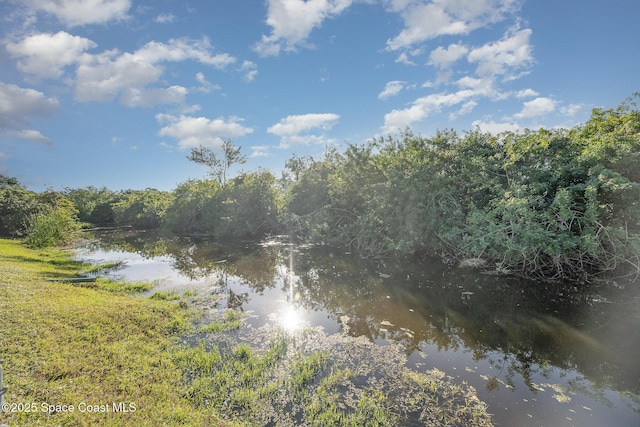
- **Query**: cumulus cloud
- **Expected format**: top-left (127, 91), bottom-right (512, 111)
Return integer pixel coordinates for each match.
top-left (6, 32), bottom-right (240, 108)
top-left (382, 21), bottom-right (538, 131)
top-left (378, 81), bottom-right (405, 99)
top-left (0, 82), bottom-right (58, 125)
top-left (24, 0), bottom-right (132, 26)
top-left (75, 37), bottom-right (236, 105)
top-left (156, 114), bottom-right (254, 149)
top-left (429, 43), bottom-right (469, 69)
top-left (0, 82), bottom-right (58, 144)
top-left (379, 0), bottom-right (538, 133)
top-left (516, 88), bottom-right (539, 98)
top-left (468, 28), bottom-right (533, 78)
top-left (6, 31), bottom-right (97, 80)
top-left (386, 0), bottom-right (520, 50)
top-left (131, 38), bottom-right (235, 67)
top-left (254, 0), bottom-right (354, 56)
top-left (383, 90), bottom-right (477, 131)
top-left (513, 97), bottom-right (556, 119)
top-left (268, 113), bottom-right (340, 147)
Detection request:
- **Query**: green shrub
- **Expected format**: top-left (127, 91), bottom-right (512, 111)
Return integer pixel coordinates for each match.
top-left (24, 205), bottom-right (80, 248)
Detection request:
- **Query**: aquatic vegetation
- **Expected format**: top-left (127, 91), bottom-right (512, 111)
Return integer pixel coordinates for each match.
top-left (182, 321), bottom-right (493, 426)
top-left (198, 309), bottom-right (244, 333)
top-left (71, 277), bottom-right (155, 294)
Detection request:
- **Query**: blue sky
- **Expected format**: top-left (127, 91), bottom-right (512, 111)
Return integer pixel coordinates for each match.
top-left (1, 0), bottom-right (638, 191)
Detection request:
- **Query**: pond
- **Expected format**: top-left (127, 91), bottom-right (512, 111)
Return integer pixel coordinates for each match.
top-left (77, 229), bottom-right (640, 427)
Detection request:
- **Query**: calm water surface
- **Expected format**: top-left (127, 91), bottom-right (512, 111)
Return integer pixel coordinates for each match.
top-left (77, 229), bottom-right (640, 427)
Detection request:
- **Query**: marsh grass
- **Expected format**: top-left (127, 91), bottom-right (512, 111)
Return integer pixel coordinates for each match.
top-left (181, 322), bottom-right (494, 426)
top-left (198, 309), bottom-right (244, 333)
top-left (72, 277), bottom-right (155, 294)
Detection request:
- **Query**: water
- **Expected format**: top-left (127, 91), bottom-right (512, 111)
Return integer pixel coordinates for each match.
top-left (77, 229), bottom-right (640, 427)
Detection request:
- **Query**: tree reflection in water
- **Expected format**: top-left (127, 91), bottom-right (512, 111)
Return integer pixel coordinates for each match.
top-left (82, 229), bottom-right (640, 424)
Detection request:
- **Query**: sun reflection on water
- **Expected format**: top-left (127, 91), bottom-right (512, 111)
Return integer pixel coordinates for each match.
top-left (279, 304), bottom-right (305, 333)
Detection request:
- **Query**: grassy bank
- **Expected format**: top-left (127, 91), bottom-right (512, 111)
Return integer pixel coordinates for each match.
top-left (0, 239), bottom-right (225, 426)
top-left (0, 238), bottom-right (494, 426)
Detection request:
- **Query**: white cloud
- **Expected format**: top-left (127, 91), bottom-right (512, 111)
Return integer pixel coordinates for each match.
top-left (429, 43), bottom-right (469, 69)
top-left (0, 83), bottom-right (58, 144)
top-left (254, 0), bottom-right (354, 56)
top-left (515, 88), bottom-right (538, 98)
top-left (240, 61), bottom-right (258, 82)
top-left (395, 52), bottom-right (416, 65)
top-left (195, 72), bottom-right (220, 93)
top-left (6, 31), bottom-right (97, 80)
top-left (75, 38), bottom-right (236, 105)
top-left (428, 43), bottom-right (470, 83)
top-left (24, 0), bottom-right (131, 26)
top-left (75, 49), bottom-right (161, 103)
top-left (0, 82), bottom-right (59, 128)
top-left (120, 86), bottom-right (187, 107)
top-left (132, 38), bottom-right (235, 67)
top-left (268, 113), bottom-right (340, 136)
top-left (513, 97), bottom-right (556, 119)
top-left (2, 129), bottom-right (52, 145)
top-left (156, 114), bottom-right (254, 149)
top-left (560, 103), bottom-right (583, 117)
top-left (386, 0), bottom-right (520, 51)
top-left (250, 145), bottom-right (272, 158)
top-left (378, 81), bottom-right (405, 99)
top-left (468, 28), bottom-right (533, 78)
top-left (449, 100), bottom-right (477, 120)
top-left (155, 13), bottom-right (175, 23)
top-left (383, 90), bottom-right (476, 131)
top-left (268, 113), bottom-right (340, 147)
top-left (387, 3), bottom-right (466, 50)
top-left (455, 76), bottom-right (495, 95)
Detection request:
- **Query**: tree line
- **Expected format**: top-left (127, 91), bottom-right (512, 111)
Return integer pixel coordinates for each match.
top-left (2, 96), bottom-right (639, 282)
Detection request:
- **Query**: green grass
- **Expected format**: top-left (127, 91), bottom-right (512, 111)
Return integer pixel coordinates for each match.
top-left (72, 277), bottom-right (155, 294)
top-left (198, 310), bottom-right (244, 333)
top-left (0, 239), bottom-right (228, 427)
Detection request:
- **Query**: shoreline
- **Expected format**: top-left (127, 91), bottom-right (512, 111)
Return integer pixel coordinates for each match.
top-left (0, 238), bottom-right (493, 426)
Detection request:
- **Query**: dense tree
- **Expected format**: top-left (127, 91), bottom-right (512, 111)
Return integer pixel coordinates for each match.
top-left (282, 97), bottom-right (640, 280)
top-left (215, 169), bottom-right (279, 239)
top-left (65, 186), bottom-right (117, 225)
top-left (163, 179), bottom-right (220, 234)
top-left (112, 189), bottom-right (173, 229)
top-left (0, 177), bottom-right (80, 246)
top-left (0, 175), bottom-right (37, 236)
